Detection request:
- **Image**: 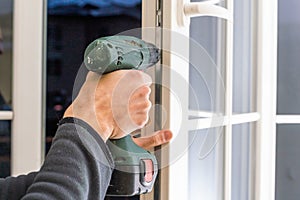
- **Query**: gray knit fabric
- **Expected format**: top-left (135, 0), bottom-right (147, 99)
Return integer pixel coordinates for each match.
top-left (0, 118), bottom-right (114, 200)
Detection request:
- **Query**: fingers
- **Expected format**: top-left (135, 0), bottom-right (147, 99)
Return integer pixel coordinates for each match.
top-left (128, 86), bottom-right (152, 128)
top-left (71, 69), bottom-right (154, 141)
top-left (132, 130), bottom-right (173, 150)
top-left (130, 85), bottom-right (151, 100)
top-left (129, 86), bottom-right (152, 113)
top-left (111, 70), bottom-right (153, 134)
top-left (111, 70), bottom-right (152, 101)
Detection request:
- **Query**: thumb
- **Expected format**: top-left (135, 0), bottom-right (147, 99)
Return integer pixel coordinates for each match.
top-left (132, 130), bottom-right (173, 150)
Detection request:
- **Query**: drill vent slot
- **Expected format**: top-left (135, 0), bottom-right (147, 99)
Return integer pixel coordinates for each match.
top-left (107, 43), bottom-right (113, 48)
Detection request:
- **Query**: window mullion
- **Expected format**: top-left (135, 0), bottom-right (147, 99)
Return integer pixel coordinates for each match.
top-left (224, 0), bottom-right (234, 200)
top-left (255, 0), bottom-right (278, 199)
top-left (276, 115), bottom-right (300, 124)
top-left (0, 111), bottom-right (13, 120)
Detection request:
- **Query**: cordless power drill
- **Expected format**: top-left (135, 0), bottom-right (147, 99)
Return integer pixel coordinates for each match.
top-left (83, 36), bottom-right (161, 196)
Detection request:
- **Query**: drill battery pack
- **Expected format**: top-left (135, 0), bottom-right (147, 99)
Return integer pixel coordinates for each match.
top-left (106, 135), bottom-right (158, 196)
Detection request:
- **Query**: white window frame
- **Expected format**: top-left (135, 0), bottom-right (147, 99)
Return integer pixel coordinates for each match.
top-left (2, 0), bottom-right (278, 199)
top-left (255, 1), bottom-right (278, 200)
top-left (142, 0), bottom-right (278, 200)
top-left (10, 0), bottom-right (45, 175)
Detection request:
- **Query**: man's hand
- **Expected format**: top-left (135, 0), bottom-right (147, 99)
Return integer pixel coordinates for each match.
top-left (64, 70), bottom-right (152, 141)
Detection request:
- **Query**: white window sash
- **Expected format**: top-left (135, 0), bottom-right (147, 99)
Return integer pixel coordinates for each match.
top-left (276, 115), bottom-right (300, 124)
top-left (255, 0), bottom-right (278, 199)
top-left (142, 0), bottom-right (278, 199)
top-left (12, 0), bottom-right (45, 175)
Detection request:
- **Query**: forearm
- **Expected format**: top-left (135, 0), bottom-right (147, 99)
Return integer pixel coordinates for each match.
top-left (22, 118), bottom-right (114, 200)
top-left (0, 118), bottom-right (114, 200)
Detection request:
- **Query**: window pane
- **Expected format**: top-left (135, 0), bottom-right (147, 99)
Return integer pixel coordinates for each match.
top-left (188, 128), bottom-right (224, 200)
top-left (276, 125), bottom-right (300, 200)
top-left (0, 120), bottom-right (11, 177)
top-left (277, 0), bottom-right (300, 114)
top-left (232, 123), bottom-right (255, 200)
top-left (0, 0), bottom-right (13, 178)
top-left (189, 17), bottom-right (226, 114)
top-left (46, 1), bottom-right (142, 152)
top-left (232, 0), bottom-right (255, 113)
top-left (0, 0), bottom-right (13, 107)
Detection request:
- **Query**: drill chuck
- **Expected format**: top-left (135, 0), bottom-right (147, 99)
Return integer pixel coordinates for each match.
top-left (84, 36), bottom-right (160, 74)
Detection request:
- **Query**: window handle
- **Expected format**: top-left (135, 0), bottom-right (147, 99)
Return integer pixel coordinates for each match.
top-left (178, 0), bottom-right (233, 27)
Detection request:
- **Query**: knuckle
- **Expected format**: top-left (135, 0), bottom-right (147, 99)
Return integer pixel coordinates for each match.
top-left (154, 134), bottom-right (162, 146)
top-left (143, 86), bottom-right (151, 95)
top-left (135, 114), bottom-right (149, 127)
top-left (135, 119), bottom-right (145, 127)
top-left (137, 86), bottom-right (151, 97)
top-left (137, 100), bottom-right (151, 111)
top-left (145, 100), bottom-right (152, 109)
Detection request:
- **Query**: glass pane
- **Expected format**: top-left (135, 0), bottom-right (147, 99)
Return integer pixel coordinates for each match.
top-left (0, 0), bottom-right (13, 107)
top-left (276, 125), bottom-right (300, 200)
top-left (188, 128), bottom-right (224, 200)
top-left (232, 0), bottom-right (255, 113)
top-left (0, 0), bottom-right (13, 178)
top-left (46, 0), bottom-right (142, 150)
top-left (232, 123), bottom-right (255, 200)
top-left (189, 17), bottom-right (226, 115)
top-left (0, 120), bottom-right (11, 177)
top-left (277, 0), bottom-right (300, 114)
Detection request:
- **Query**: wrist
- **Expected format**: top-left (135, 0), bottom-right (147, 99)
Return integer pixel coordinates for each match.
top-left (63, 105), bottom-right (113, 142)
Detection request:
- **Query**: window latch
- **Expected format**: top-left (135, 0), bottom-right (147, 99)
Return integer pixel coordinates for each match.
top-left (178, 0), bottom-right (233, 27)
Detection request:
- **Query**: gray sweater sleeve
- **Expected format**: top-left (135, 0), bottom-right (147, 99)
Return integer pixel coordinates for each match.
top-left (0, 117), bottom-right (115, 200)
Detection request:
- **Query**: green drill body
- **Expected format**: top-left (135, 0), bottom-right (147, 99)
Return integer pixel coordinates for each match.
top-left (83, 36), bottom-right (160, 197)
top-left (84, 35), bottom-right (160, 74)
